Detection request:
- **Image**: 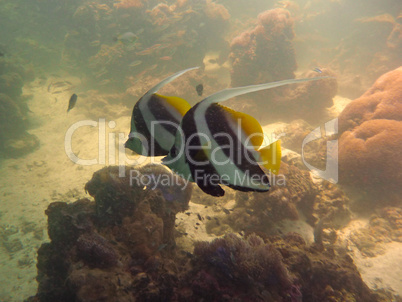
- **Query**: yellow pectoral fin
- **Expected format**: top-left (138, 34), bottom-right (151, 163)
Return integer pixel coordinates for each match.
top-left (156, 94), bottom-right (191, 117)
top-left (258, 140), bottom-right (281, 175)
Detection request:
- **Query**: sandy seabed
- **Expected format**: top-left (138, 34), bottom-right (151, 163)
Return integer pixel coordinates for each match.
top-left (0, 81), bottom-right (400, 301)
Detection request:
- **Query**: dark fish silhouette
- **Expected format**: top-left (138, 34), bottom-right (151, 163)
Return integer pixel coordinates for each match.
top-left (67, 93), bottom-right (77, 112)
top-left (196, 84), bottom-right (203, 96)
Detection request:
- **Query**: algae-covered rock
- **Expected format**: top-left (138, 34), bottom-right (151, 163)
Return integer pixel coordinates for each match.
top-left (28, 164), bottom-right (193, 301)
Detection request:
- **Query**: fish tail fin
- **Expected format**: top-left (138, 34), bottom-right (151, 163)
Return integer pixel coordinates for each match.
top-left (258, 140), bottom-right (281, 175)
top-left (201, 76), bottom-right (333, 106)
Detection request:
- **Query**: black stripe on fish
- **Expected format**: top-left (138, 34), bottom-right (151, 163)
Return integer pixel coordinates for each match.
top-left (204, 104), bottom-right (270, 192)
top-left (177, 103), bottom-right (270, 196)
top-left (147, 94), bottom-right (182, 136)
top-left (205, 104), bottom-right (269, 191)
top-left (131, 99), bottom-right (167, 156)
top-left (181, 104), bottom-right (225, 197)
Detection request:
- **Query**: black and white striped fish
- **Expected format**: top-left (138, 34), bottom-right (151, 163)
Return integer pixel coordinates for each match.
top-left (162, 76), bottom-right (331, 197)
top-left (125, 67), bottom-right (198, 156)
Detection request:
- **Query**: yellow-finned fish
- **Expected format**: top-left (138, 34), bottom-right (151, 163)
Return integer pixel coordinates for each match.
top-left (162, 76), bottom-right (332, 197)
top-left (125, 67), bottom-right (199, 156)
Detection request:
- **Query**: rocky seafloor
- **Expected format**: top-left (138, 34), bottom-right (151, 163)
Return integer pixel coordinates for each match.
top-left (25, 163), bottom-right (400, 302)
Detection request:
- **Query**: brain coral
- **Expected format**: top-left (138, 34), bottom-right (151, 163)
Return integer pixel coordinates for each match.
top-left (338, 66), bottom-right (402, 203)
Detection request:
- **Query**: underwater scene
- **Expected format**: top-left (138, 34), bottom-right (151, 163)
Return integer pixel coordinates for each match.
top-left (0, 0), bottom-right (401, 301)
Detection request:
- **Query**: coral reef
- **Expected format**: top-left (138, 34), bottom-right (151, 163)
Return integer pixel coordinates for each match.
top-left (30, 216), bottom-right (386, 302)
top-left (230, 8), bottom-right (297, 87)
top-left (114, 0), bottom-right (144, 9)
top-left (269, 69), bottom-right (337, 124)
top-left (272, 233), bottom-right (378, 302)
top-left (26, 161), bottom-right (393, 301)
top-left (228, 9), bottom-right (337, 124)
top-left (85, 164), bottom-right (192, 248)
top-left (60, 0), bottom-right (230, 92)
top-left (28, 164), bottom-right (192, 301)
top-left (190, 233), bottom-right (293, 301)
top-left (275, 119), bottom-right (331, 170)
top-left (328, 14), bottom-right (402, 98)
top-left (338, 66), bottom-right (402, 204)
top-left (349, 206), bottom-right (402, 257)
top-left (205, 162), bottom-right (351, 244)
top-left (186, 233), bottom-right (381, 301)
top-left (0, 57), bottom-right (38, 157)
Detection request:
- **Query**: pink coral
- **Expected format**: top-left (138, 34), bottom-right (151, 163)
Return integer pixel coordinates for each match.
top-left (229, 8), bottom-right (297, 90)
top-left (230, 31), bottom-right (252, 48)
top-left (113, 0), bottom-right (143, 9)
top-left (204, 0), bottom-right (230, 21)
top-left (338, 67), bottom-right (402, 202)
top-left (256, 8), bottom-right (295, 39)
top-left (339, 66), bottom-right (402, 133)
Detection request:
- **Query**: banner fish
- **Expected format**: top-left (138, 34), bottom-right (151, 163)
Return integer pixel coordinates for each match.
top-left (125, 67), bottom-right (199, 156)
top-left (67, 93), bottom-right (77, 113)
top-left (162, 76), bottom-right (331, 197)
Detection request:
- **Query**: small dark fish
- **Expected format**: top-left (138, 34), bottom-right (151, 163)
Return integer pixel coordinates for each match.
top-left (313, 67), bottom-right (322, 73)
top-left (222, 208), bottom-right (230, 215)
top-left (47, 83), bottom-right (52, 92)
top-left (196, 83), bottom-right (203, 96)
top-left (67, 93), bottom-right (77, 112)
top-left (52, 91), bottom-right (62, 94)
